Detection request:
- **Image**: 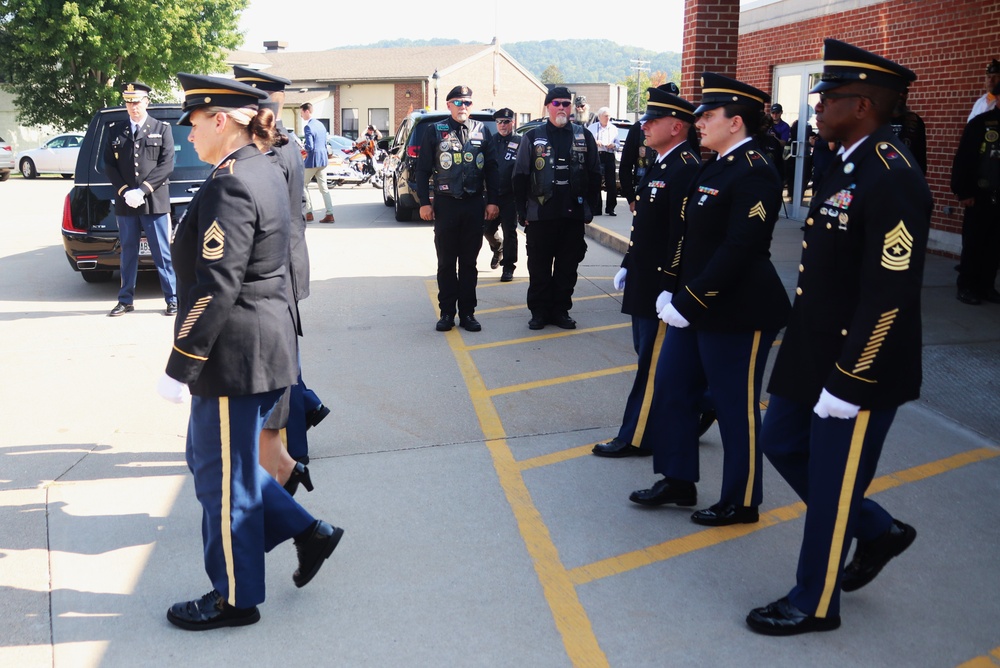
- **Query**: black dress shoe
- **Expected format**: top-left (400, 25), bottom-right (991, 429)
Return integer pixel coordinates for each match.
top-left (629, 477), bottom-right (697, 507)
top-left (283, 462), bottom-right (314, 496)
top-left (592, 438), bottom-right (652, 458)
top-left (606, 211), bottom-right (617, 216)
top-left (293, 520), bottom-right (344, 588)
top-left (164, 302), bottom-right (178, 316)
top-left (108, 302), bottom-right (134, 317)
top-left (460, 315), bottom-right (482, 331)
top-left (490, 249), bottom-right (502, 270)
top-left (500, 268), bottom-right (514, 282)
top-left (436, 314), bottom-right (455, 331)
top-left (166, 590), bottom-right (260, 631)
top-left (746, 597), bottom-right (840, 636)
top-left (305, 403), bottom-right (330, 430)
top-left (528, 314), bottom-right (546, 330)
top-left (690, 503), bottom-right (759, 526)
top-left (550, 313), bottom-right (576, 329)
top-left (841, 519), bottom-right (916, 592)
top-left (957, 289), bottom-right (982, 305)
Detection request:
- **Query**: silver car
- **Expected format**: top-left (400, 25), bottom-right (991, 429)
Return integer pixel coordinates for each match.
top-left (0, 136), bottom-right (14, 181)
top-left (16, 132), bottom-right (84, 179)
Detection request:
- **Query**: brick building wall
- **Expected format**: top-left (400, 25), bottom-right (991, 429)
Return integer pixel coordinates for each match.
top-left (681, 0), bottom-right (741, 100)
top-left (735, 0), bottom-right (1000, 247)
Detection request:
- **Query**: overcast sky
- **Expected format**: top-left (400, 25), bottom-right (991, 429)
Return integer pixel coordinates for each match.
top-left (237, 0), bottom-right (686, 54)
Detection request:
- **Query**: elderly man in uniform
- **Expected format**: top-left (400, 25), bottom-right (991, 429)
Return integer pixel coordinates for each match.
top-left (747, 39), bottom-right (930, 636)
top-left (592, 87), bottom-right (700, 458)
top-left (415, 85), bottom-right (500, 332)
top-left (512, 86), bottom-right (602, 330)
top-left (233, 65), bottom-right (328, 492)
top-left (104, 81), bottom-right (177, 317)
top-left (158, 73), bottom-right (342, 630)
top-left (484, 107), bottom-right (521, 282)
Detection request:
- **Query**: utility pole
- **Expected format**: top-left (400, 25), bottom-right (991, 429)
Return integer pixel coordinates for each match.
top-left (629, 59), bottom-right (650, 116)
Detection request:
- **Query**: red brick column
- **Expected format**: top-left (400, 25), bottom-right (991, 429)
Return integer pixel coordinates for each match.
top-left (681, 0), bottom-right (741, 101)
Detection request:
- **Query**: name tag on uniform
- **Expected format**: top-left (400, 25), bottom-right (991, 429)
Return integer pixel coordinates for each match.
top-left (149, 133), bottom-right (162, 138)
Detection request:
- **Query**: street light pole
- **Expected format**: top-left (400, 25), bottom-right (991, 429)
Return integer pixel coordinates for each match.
top-left (432, 69), bottom-right (439, 111)
top-left (629, 59), bottom-right (649, 117)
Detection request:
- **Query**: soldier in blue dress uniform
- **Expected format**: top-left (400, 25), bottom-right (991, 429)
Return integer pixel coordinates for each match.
top-left (747, 39), bottom-right (928, 636)
top-left (233, 65), bottom-right (327, 495)
top-left (104, 81), bottom-right (178, 317)
top-left (630, 74), bottom-right (790, 528)
top-left (157, 73), bottom-right (343, 630)
top-left (592, 87), bottom-right (701, 458)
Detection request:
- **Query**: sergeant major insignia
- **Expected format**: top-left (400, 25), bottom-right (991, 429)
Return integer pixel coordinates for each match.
top-left (202, 220), bottom-right (225, 261)
top-left (881, 221), bottom-right (913, 271)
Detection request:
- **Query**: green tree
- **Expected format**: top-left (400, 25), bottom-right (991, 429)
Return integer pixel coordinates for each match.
top-left (0, 0), bottom-right (248, 131)
top-left (540, 64), bottom-right (565, 85)
top-left (620, 70), bottom-right (680, 114)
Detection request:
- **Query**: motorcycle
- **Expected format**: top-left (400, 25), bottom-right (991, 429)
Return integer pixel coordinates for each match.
top-left (345, 138), bottom-right (385, 189)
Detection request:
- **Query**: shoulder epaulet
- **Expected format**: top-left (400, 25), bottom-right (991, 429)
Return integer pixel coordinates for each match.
top-left (744, 149), bottom-right (770, 168)
top-left (679, 151), bottom-right (700, 165)
top-left (874, 141), bottom-right (913, 170)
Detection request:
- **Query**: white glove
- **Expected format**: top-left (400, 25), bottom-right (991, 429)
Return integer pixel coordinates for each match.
top-left (613, 268), bottom-right (627, 291)
top-left (655, 290), bottom-right (673, 315)
top-left (659, 303), bottom-right (690, 328)
top-left (813, 388), bottom-right (860, 419)
top-left (124, 188), bottom-right (145, 208)
top-left (157, 373), bottom-right (190, 404)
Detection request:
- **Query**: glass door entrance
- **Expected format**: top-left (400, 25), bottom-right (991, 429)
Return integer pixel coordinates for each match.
top-left (772, 62), bottom-right (823, 220)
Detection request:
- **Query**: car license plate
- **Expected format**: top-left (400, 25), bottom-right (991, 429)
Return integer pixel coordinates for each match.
top-left (139, 239), bottom-right (151, 256)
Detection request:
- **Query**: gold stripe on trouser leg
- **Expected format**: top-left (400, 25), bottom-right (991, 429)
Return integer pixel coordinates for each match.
top-left (742, 331), bottom-right (762, 507)
top-left (218, 397), bottom-right (237, 606)
top-left (632, 321), bottom-right (667, 447)
top-left (279, 428), bottom-right (288, 449)
top-left (816, 410), bottom-right (870, 618)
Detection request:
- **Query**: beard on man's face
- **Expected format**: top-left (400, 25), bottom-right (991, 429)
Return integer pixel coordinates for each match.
top-left (551, 113), bottom-right (569, 127)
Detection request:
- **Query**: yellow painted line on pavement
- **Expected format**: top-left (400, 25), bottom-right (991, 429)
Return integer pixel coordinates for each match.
top-left (567, 447), bottom-right (1000, 586)
top-left (464, 323), bottom-right (631, 351)
top-left (478, 292), bottom-right (623, 314)
top-left (519, 444), bottom-right (597, 471)
top-left (425, 280), bottom-right (610, 668)
top-left (490, 365), bottom-right (637, 397)
top-left (958, 646), bottom-right (1000, 667)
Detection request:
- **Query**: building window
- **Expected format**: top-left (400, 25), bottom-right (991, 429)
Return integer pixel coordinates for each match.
top-left (369, 108), bottom-right (389, 135)
top-left (342, 108), bottom-right (359, 140)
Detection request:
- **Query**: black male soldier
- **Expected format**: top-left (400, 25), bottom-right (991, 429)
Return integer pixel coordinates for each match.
top-left (747, 39), bottom-right (930, 636)
top-left (951, 103), bottom-right (1000, 305)
top-left (592, 87), bottom-right (700, 458)
top-left (486, 107), bottom-right (522, 282)
top-left (512, 86), bottom-right (602, 330)
top-left (105, 81), bottom-right (177, 317)
top-left (416, 85), bottom-right (500, 332)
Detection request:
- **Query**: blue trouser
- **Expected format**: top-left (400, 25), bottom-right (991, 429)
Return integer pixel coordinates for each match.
top-left (650, 326), bottom-right (777, 508)
top-left (761, 394), bottom-right (896, 618)
top-left (186, 390), bottom-right (315, 609)
top-left (284, 377), bottom-right (309, 461)
top-left (616, 316), bottom-right (664, 446)
top-left (116, 213), bottom-right (176, 305)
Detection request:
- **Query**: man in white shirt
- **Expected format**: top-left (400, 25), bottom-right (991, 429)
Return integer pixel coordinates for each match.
top-left (588, 108), bottom-right (621, 215)
top-left (968, 59), bottom-right (1000, 122)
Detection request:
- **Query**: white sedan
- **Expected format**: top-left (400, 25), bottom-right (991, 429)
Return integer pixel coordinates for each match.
top-left (16, 133), bottom-right (84, 179)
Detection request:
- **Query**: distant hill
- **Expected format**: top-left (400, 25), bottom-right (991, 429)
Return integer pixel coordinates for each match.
top-left (340, 38), bottom-right (681, 83)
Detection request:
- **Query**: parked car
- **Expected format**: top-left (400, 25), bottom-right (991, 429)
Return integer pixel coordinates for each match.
top-left (0, 135), bottom-right (14, 181)
top-left (515, 117), bottom-right (632, 192)
top-left (61, 104), bottom-right (212, 283)
top-left (381, 109), bottom-right (498, 222)
top-left (17, 133), bottom-right (85, 179)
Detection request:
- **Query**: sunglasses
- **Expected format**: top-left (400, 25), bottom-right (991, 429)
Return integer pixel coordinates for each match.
top-left (496, 119), bottom-right (512, 125)
top-left (549, 100), bottom-right (572, 108)
top-left (450, 99), bottom-right (474, 107)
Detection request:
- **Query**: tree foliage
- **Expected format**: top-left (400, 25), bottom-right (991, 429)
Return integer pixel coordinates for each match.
top-left (0, 0), bottom-right (249, 131)
top-left (620, 70), bottom-right (680, 114)
top-left (540, 65), bottom-right (565, 85)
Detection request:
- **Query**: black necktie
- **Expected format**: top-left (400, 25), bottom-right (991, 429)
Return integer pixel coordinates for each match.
top-left (457, 124), bottom-right (468, 145)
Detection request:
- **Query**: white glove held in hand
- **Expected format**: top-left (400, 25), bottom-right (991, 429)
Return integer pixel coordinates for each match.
top-left (659, 303), bottom-right (689, 328)
top-left (124, 188), bottom-right (145, 208)
top-left (157, 373), bottom-right (190, 404)
top-left (613, 268), bottom-right (627, 291)
top-left (813, 388), bottom-right (860, 419)
top-left (655, 290), bottom-right (673, 315)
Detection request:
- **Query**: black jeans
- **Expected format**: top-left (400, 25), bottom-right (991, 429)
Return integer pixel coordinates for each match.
top-left (524, 217), bottom-right (587, 317)
top-left (434, 194), bottom-right (485, 317)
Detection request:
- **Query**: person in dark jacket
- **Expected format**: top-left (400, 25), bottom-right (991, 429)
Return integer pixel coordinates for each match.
top-left (157, 73), bottom-right (342, 631)
top-left (486, 107), bottom-right (522, 282)
top-left (747, 39), bottom-right (929, 637)
top-left (630, 74), bottom-right (790, 530)
top-left (512, 87), bottom-right (602, 330)
top-left (104, 81), bottom-right (177, 317)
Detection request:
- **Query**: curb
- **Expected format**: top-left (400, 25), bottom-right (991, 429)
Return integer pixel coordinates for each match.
top-left (585, 221), bottom-right (629, 255)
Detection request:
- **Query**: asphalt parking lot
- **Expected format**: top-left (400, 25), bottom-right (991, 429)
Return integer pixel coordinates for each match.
top-left (1, 179), bottom-right (998, 667)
